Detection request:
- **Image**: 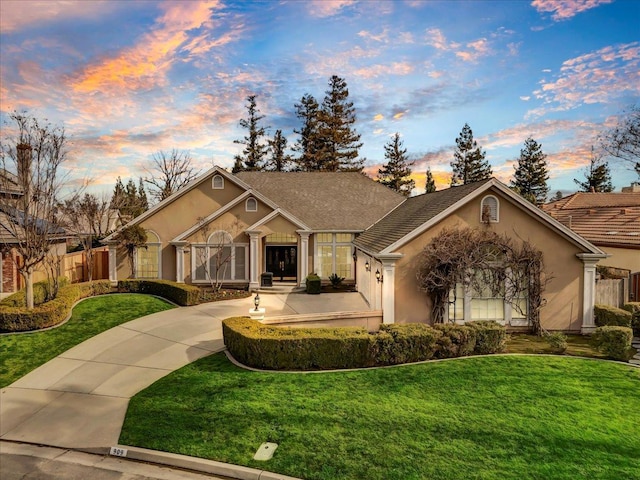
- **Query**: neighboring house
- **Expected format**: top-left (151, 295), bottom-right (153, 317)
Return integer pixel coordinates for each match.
top-left (103, 167), bottom-right (607, 333)
top-left (0, 170), bottom-right (67, 296)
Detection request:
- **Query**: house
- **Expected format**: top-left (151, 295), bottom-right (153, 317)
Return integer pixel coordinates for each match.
top-left (103, 167), bottom-right (607, 333)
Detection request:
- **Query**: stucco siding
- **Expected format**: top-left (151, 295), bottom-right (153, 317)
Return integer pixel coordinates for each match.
top-left (597, 246), bottom-right (640, 273)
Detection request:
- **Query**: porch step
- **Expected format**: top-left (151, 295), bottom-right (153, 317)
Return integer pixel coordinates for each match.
top-left (255, 284), bottom-right (304, 294)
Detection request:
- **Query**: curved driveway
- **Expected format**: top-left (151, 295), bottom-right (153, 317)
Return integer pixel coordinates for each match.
top-left (0, 292), bottom-right (368, 451)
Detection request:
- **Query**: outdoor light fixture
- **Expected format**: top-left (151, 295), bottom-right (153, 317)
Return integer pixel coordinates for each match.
top-left (365, 260), bottom-right (370, 271)
top-left (375, 269), bottom-right (382, 283)
top-left (254, 293), bottom-right (260, 311)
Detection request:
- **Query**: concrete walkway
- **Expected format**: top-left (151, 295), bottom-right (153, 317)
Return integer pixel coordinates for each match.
top-left (0, 292), bottom-right (368, 452)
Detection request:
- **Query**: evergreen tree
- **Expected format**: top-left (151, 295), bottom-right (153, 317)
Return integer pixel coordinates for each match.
top-left (266, 130), bottom-right (291, 172)
top-left (111, 176), bottom-right (125, 210)
top-left (450, 123), bottom-right (492, 186)
top-left (424, 167), bottom-right (437, 193)
top-left (293, 94), bottom-right (322, 171)
top-left (511, 137), bottom-right (549, 205)
top-left (574, 148), bottom-right (614, 192)
top-left (377, 133), bottom-right (415, 196)
top-left (233, 95), bottom-right (268, 172)
top-left (553, 190), bottom-right (563, 201)
top-left (318, 75), bottom-right (363, 172)
top-left (137, 177), bottom-right (149, 211)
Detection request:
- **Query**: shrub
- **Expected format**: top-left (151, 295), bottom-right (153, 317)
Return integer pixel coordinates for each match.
top-left (0, 277), bottom-right (70, 307)
top-left (432, 323), bottom-right (477, 358)
top-left (0, 280), bottom-right (112, 332)
top-left (591, 326), bottom-right (634, 361)
top-left (467, 321), bottom-right (507, 354)
top-left (305, 274), bottom-right (321, 294)
top-left (328, 273), bottom-right (345, 288)
top-left (546, 332), bottom-right (568, 354)
top-left (622, 303), bottom-right (640, 337)
top-left (117, 279), bottom-right (200, 306)
top-left (594, 304), bottom-right (632, 327)
top-left (378, 324), bottom-right (441, 364)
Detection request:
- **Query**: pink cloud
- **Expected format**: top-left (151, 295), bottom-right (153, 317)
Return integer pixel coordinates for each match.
top-left (353, 62), bottom-right (415, 79)
top-left (455, 38), bottom-right (491, 63)
top-left (307, 0), bottom-right (357, 18)
top-left (531, 0), bottom-right (614, 21)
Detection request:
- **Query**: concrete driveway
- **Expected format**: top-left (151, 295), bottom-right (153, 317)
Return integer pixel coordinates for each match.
top-left (0, 292), bottom-right (368, 452)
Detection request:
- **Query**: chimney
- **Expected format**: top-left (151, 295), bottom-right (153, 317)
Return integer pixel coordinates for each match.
top-left (16, 143), bottom-right (32, 187)
top-left (621, 184), bottom-right (640, 193)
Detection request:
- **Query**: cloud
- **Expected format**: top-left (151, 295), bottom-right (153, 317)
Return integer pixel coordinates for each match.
top-left (481, 119), bottom-right (597, 150)
top-left (425, 28), bottom-right (459, 51)
top-left (529, 42), bottom-right (640, 116)
top-left (455, 38), bottom-right (492, 63)
top-left (520, 96), bottom-right (531, 101)
top-left (531, 0), bottom-right (614, 21)
top-left (353, 61), bottom-right (415, 79)
top-left (358, 28), bottom-right (389, 43)
top-left (307, 0), bottom-right (357, 18)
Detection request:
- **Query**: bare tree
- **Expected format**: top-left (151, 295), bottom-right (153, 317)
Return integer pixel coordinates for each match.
top-left (58, 192), bottom-right (114, 281)
top-left (144, 149), bottom-right (200, 203)
top-left (194, 218), bottom-right (240, 293)
top-left (600, 104), bottom-right (640, 180)
top-left (0, 113), bottom-right (68, 309)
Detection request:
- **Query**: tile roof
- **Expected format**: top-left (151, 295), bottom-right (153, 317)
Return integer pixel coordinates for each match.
top-left (354, 179), bottom-right (492, 254)
top-left (236, 171), bottom-right (405, 231)
top-left (543, 192), bottom-right (640, 248)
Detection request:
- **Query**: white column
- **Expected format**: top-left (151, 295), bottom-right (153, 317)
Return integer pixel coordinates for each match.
top-left (577, 254), bottom-right (604, 333)
top-left (297, 230), bottom-right (310, 287)
top-left (247, 230), bottom-right (261, 290)
top-left (378, 254), bottom-right (403, 324)
top-left (108, 244), bottom-right (117, 285)
top-left (173, 243), bottom-right (186, 283)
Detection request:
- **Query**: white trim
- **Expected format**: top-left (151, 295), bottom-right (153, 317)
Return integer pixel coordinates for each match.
top-left (380, 179), bottom-right (606, 255)
top-left (245, 208), bottom-right (311, 232)
top-left (298, 230), bottom-right (310, 287)
top-left (577, 253), bottom-right (607, 333)
top-left (108, 245), bottom-right (117, 284)
top-left (480, 195), bottom-right (499, 223)
top-left (314, 233), bottom-right (355, 279)
top-left (247, 230), bottom-right (260, 290)
top-left (245, 197), bottom-right (258, 212)
top-left (379, 254), bottom-right (402, 324)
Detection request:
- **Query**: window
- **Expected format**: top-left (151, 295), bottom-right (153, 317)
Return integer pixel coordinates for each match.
top-left (266, 232), bottom-right (297, 243)
top-left (192, 230), bottom-right (248, 282)
top-left (136, 231), bottom-right (161, 279)
top-left (448, 280), bottom-right (527, 325)
top-left (481, 195), bottom-right (499, 223)
top-left (212, 174), bottom-right (224, 189)
top-left (316, 233), bottom-right (353, 279)
top-left (245, 197), bottom-right (257, 212)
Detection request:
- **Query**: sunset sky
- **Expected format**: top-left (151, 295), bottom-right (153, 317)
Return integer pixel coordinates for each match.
top-left (1, 0), bottom-right (638, 197)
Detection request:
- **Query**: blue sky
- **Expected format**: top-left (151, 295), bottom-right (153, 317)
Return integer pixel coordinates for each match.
top-left (1, 0), bottom-right (638, 197)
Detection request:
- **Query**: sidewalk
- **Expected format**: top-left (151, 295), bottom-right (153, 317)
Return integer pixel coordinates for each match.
top-left (0, 292), bottom-right (368, 451)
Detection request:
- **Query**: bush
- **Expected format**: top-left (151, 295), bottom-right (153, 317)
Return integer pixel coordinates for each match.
top-left (622, 303), bottom-right (640, 337)
top-left (378, 324), bottom-right (441, 364)
top-left (305, 274), bottom-right (321, 294)
top-left (594, 304), bottom-right (632, 327)
top-left (0, 280), bottom-right (112, 332)
top-left (546, 332), bottom-right (568, 354)
top-left (591, 326), bottom-right (634, 361)
top-left (432, 323), bottom-right (477, 358)
top-left (117, 279), bottom-right (200, 306)
top-left (467, 321), bottom-right (507, 354)
top-left (328, 273), bottom-right (345, 288)
top-left (0, 277), bottom-right (70, 307)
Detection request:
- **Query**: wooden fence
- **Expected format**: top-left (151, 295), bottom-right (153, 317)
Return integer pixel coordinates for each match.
top-left (595, 278), bottom-right (628, 308)
top-left (61, 247), bottom-right (109, 283)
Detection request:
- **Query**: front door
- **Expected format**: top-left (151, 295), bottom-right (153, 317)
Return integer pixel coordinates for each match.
top-left (266, 246), bottom-right (297, 282)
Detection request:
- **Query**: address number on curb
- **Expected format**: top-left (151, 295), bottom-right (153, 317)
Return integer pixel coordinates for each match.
top-left (110, 447), bottom-right (128, 457)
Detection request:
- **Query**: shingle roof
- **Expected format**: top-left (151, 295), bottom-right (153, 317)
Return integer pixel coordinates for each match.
top-left (236, 172), bottom-right (405, 231)
top-left (543, 192), bottom-right (640, 248)
top-left (354, 179), bottom-right (492, 254)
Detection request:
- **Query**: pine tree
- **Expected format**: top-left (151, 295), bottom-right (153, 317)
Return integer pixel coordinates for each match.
top-left (111, 177), bottom-right (125, 210)
top-left (450, 123), bottom-right (492, 186)
top-left (137, 177), bottom-right (148, 211)
top-left (293, 94), bottom-right (322, 171)
top-left (553, 190), bottom-right (563, 201)
top-left (318, 75), bottom-right (363, 172)
top-left (233, 95), bottom-right (268, 172)
top-left (574, 148), bottom-right (614, 192)
top-left (267, 130), bottom-right (291, 172)
top-left (511, 137), bottom-right (549, 205)
top-left (424, 167), bottom-right (437, 193)
top-left (377, 133), bottom-right (415, 196)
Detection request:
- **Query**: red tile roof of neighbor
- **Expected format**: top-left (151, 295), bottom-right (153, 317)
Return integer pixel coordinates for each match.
top-left (543, 192), bottom-right (640, 248)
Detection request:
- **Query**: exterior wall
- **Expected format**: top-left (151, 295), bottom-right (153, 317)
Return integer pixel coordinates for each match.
top-left (596, 245), bottom-right (640, 274)
top-left (393, 188), bottom-right (588, 332)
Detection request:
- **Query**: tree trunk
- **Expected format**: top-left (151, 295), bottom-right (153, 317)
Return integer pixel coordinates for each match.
top-left (24, 268), bottom-right (34, 309)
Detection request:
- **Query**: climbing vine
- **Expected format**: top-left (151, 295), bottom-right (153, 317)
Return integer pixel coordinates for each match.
top-left (416, 227), bottom-right (549, 335)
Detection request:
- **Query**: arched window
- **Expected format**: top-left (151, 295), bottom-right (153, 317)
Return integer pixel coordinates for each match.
top-left (212, 174), bottom-right (224, 189)
top-left (481, 195), bottom-right (499, 223)
top-left (245, 197), bottom-right (257, 212)
top-left (136, 230), bottom-right (161, 279)
top-left (193, 230), bottom-right (248, 283)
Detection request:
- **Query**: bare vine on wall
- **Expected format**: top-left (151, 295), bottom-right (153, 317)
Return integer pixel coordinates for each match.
top-left (415, 227), bottom-right (549, 335)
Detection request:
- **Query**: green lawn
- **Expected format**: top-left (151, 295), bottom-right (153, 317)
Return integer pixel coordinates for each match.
top-left (0, 294), bottom-right (174, 388)
top-left (120, 354), bottom-right (640, 480)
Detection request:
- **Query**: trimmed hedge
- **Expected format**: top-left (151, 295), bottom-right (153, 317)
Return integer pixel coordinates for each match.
top-left (467, 320), bottom-right (507, 354)
top-left (594, 304), bottom-right (632, 328)
top-left (0, 280), bottom-right (112, 333)
top-left (117, 279), bottom-right (200, 306)
top-left (622, 303), bottom-right (640, 337)
top-left (222, 318), bottom-right (508, 370)
top-left (591, 326), bottom-right (634, 361)
top-left (0, 277), bottom-right (70, 307)
top-left (305, 274), bottom-right (321, 294)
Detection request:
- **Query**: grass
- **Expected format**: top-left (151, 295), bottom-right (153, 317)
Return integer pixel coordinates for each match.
top-left (0, 293), bottom-right (174, 388)
top-left (120, 353), bottom-right (640, 480)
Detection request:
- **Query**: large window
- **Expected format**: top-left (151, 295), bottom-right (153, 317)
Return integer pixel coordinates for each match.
top-left (316, 233), bottom-right (353, 278)
top-left (192, 230), bottom-right (247, 282)
top-left (448, 280), bottom-right (527, 325)
top-left (136, 231), bottom-right (161, 279)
